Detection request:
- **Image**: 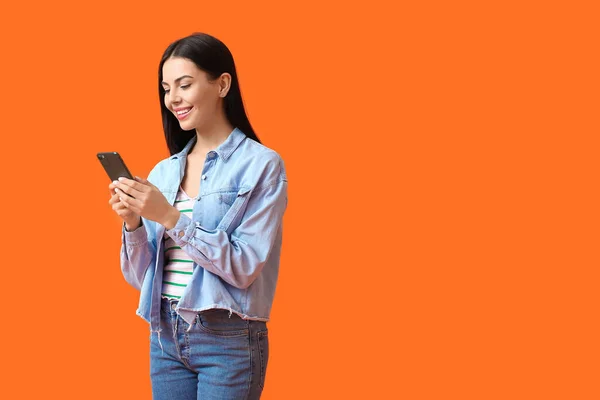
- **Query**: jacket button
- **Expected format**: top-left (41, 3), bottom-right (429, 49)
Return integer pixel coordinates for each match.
top-left (178, 231), bottom-right (184, 238)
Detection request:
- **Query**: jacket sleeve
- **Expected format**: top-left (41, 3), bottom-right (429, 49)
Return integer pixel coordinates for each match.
top-left (163, 157), bottom-right (288, 289)
top-left (120, 221), bottom-right (154, 290)
top-left (119, 165), bottom-right (160, 290)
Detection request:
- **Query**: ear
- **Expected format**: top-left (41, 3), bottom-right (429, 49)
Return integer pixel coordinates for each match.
top-left (218, 73), bottom-right (232, 98)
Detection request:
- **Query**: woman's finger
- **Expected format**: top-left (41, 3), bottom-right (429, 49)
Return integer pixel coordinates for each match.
top-left (114, 180), bottom-right (144, 198)
top-left (134, 176), bottom-right (153, 187)
top-left (135, 176), bottom-right (160, 192)
top-left (115, 201), bottom-right (137, 216)
top-left (109, 193), bottom-right (120, 205)
top-left (116, 209), bottom-right (134, 219)
top-left (112, 200), bottom-right (127, 211)
top-left (108, 183), bottom-right (119, 195)
top-left (117, 189), bottom-right (141, 214)
top-left (119, 177), bottom-right (150, 193)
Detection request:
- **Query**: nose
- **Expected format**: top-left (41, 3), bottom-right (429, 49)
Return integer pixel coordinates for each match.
top-left (170, 92), bottom-right (182, 105)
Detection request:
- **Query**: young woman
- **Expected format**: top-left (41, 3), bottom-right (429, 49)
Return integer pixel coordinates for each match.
top-left (108, 32), bottom-right (288, 400)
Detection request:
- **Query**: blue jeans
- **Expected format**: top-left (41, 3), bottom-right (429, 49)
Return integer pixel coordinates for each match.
top-left (150, 298), bottom-right (269, 399)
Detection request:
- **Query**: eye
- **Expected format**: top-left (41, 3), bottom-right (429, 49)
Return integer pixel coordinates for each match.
top-left (163, 88), bottom-right (170, 94)
top-left (181, 84), bottom-right (190, 90)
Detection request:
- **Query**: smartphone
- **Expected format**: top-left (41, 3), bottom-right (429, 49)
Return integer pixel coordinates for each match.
top-left (97, 152), bottom-right (134, 181)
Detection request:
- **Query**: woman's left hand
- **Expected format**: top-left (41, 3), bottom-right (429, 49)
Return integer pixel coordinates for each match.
top-left (112, 176), bottom-right (180, 229)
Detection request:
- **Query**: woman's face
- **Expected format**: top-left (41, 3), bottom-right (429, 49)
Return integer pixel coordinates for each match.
top-left (161, 57), bottom-right (225, 132)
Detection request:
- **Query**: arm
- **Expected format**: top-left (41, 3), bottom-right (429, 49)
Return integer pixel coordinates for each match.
top-left (165, 176), bottom-right (287, 289)
top-left (117, 165), bottom-right (162, 290)
top-left (120, 220), bottom-right (154, 290)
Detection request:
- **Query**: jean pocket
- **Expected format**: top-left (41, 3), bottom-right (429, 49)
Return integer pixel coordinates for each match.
top-left (257, 330), bottom-right (269, 389)
top-left (195, 309), bottom-right (249, 337)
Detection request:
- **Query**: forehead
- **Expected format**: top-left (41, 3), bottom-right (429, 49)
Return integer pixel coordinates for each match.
top-left (162, 57), bottom-right (202, 82)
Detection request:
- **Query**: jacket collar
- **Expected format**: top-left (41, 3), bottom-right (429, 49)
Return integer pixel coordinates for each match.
top-left (170, 127), bottom-right (247, 162)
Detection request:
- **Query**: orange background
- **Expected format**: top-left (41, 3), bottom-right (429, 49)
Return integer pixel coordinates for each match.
top-left (1, 1), bottom-right (598, 399)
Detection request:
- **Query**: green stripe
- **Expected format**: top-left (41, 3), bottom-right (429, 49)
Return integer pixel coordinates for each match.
top-left (163, 281), bottom-right (187, 287)
top-left (174, 199), bottom-right (189, 203)
top-left (166, 246), bottom-right (181, 252)
top-left (161, 293), bottom-right (181, 299)
top-left (170, 259), bottom-right (194, 263)
top-left (164, 270), bottom-right (193, 275)
top-left (179, 209), bottom-right (193, 213)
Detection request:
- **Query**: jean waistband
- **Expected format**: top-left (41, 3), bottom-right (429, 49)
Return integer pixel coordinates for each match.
top-left (160, 297), bottom-right (180, 314)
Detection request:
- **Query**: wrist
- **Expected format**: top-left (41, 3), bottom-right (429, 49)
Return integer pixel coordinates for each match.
top-left (125, 217), bottom-right (142, 232)
top-left (162, 206), bottom-right (180, 230)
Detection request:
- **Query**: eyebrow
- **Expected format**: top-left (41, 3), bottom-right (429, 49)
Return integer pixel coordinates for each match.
top-left (161, 75), bottom-right (194, 86)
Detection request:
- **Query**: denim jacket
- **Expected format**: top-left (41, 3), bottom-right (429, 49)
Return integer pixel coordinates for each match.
top-left (119, 128), bottom-right (288, 337)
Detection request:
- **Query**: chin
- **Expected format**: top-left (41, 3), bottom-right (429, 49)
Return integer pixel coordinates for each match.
top-left (179, 119), bottom-right (199, 132)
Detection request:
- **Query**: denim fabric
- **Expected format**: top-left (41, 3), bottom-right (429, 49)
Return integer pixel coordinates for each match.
top-left (151, 298), bottom-right (268, 399)
top-left (119, 128), bottom-right (287, 341)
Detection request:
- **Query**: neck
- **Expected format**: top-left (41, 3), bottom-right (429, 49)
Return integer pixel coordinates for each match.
top-left (190, 111), bottom-right (234, 156)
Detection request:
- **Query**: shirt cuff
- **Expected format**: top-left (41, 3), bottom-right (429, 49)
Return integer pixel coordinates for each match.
top-left (122, 221), bottom-right (148, 247)
top-left (165, 212), bottom-right (195, 244)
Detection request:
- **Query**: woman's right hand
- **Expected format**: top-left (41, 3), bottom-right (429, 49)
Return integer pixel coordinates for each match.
top-left (109, 182), bottom-right (141, 231)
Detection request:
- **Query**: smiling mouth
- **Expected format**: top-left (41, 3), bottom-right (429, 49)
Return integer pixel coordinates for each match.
top-left (175, 107), bottom-right (193, 120)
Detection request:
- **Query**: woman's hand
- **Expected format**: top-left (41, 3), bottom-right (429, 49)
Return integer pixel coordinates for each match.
top-left (111, 176), bottom-right (181, 229)
top-left (108, 183), bottom-right (141, 231)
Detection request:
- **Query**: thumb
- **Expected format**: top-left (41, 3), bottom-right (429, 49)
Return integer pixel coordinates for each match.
top-left (134, 176), bottom-right (152, 186)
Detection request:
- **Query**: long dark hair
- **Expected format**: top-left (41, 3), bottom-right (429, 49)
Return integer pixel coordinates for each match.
top-left (158, 33), bottom-right (261, 155)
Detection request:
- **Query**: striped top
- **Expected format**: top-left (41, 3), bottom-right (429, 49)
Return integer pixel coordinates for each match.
top-left (161, 186), bottom-right (197, 300)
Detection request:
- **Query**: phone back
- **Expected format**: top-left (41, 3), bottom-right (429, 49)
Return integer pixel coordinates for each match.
top-left (97, 152), bottom-right (134, 181)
